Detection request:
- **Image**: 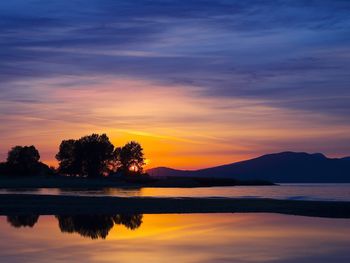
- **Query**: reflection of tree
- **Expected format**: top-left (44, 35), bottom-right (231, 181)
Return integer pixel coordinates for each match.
top-left (55, 214), bottom-right (143, 239)
top-left (7, 215), bottom-right (39, 228)
top-left (113, 214), bottom-right (143, 230)
top-left (56, 215), bottom-right (114, 239)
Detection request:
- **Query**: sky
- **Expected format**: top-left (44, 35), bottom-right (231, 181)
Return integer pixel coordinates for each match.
top-left (1, 0), bottom-right (350, 169)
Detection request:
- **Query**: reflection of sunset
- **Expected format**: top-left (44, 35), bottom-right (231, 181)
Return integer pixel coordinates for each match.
top-left (1, 214), bottom-right (350, 262)
top-left (1, 1), bottom-right (349, 262)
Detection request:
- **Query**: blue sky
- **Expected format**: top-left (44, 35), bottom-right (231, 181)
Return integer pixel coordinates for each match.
top-left (1, 0), bottom-right (350, 168)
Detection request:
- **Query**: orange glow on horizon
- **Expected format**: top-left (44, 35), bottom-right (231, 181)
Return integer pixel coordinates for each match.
top-left (1, 77), bottom-right (350, 170)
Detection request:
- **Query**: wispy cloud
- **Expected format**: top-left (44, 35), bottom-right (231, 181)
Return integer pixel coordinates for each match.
top-left (1, 0), bottom-right (350, 167)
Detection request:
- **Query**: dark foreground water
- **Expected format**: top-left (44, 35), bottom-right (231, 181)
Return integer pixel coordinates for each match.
top-left (1, 184), bottom-right (350, 201)
top-left (0, 213), bottom-right (349, 263)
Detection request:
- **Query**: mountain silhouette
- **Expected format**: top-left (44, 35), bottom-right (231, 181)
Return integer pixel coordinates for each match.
top-left (147, 152), bottom-right (350, 183)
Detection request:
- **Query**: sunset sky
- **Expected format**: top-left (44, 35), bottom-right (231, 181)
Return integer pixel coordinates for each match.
top-left (1, 0), bottom-right (350, 169)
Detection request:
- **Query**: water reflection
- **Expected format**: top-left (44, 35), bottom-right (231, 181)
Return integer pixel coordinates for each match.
top-left (1, 184), bottom-right (350, 201)
top-left (58, 187), bottom-right (142, 197)
top-left (7, 215), bottom-right (39, 228)
top-left (5, 214), bottom-right (143, 239)
top-left (56, 214), bottom-right (143, 239)
top-left (113, 214), bottom-right (143, 230)
top-left (0, 214), bottom-right (350, 263)
top-left (5, 188), bottom-right (39, 193)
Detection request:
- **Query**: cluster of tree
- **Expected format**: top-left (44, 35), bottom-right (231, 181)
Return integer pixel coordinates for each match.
top-left (0, 133), bottom-right (146, 178)
top-left (56, 134), bottom-right (115, 178)
top-left (6, 214), bottom-right (143, 239)
top-left (56, 133), bottom-right (145, 177)
top-left (0, 146), bottom-right (52, 176)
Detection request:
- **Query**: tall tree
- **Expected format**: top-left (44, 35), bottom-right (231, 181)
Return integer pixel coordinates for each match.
top-left (78, 134), bottom-right (115, 178)
top-left (55, 139), bottom-right (80, 176)
top-left (115, 141), bottom-right (145, 175)
top-left (56, 134), bottom-right (115, 178)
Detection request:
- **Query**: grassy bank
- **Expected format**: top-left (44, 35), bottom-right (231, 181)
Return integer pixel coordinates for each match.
top-left (0, 194), bottom-right (349, 218)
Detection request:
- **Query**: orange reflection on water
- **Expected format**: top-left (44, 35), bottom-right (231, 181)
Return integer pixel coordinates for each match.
top-left (0, 214), bottom-right (350, 263)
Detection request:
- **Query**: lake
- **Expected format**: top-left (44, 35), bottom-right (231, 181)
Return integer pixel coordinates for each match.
top-left (0, 213), bottom-right (349, 263)
top-left (1, 184), bottom-right (350, 201)
top-left (1, 184), bottom-right (350, 262)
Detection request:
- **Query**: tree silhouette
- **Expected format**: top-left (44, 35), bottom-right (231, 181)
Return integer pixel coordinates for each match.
top-left (113, 214), bottom-right (143, 230)
top-left (56, 214), bottom-right (143, 239)
top-left (56, 215), bottom-right (115, 239)
top-left (56, 134), bottom-right (115, 178)
top-left (6, 145), bottom-right (40, 175)
top-left (55, 139), bottom-right (80, 176)
top-left (115, 141), bottom-right (145, 175)
top-left (7, 215), bottom-right (39, 228)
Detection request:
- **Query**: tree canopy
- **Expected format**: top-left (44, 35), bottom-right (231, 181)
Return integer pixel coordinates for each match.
top-left (56, 134), bottom-right (115, 178)
top-left (6, 145), bottom-right (41, 175)
top-left (115, 141), bottom-right (145, 175)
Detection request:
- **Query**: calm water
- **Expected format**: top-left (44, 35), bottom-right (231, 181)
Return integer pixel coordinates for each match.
top-left (1, 184), bottom-right (350, 201)
top-left (0, 213), bottom-right (349, 263)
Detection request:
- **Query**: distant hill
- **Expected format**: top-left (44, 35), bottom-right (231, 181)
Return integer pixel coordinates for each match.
top-left (147, 152), bottom-right (350, 183)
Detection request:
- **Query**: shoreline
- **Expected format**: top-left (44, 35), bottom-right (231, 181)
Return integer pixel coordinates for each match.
top-left (0, 194), bottom-right (349, 218)
top-left (0, 176), bottom-right (274, 189)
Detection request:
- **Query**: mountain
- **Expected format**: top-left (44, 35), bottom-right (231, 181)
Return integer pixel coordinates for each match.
top-left (147, 152), bottom-right (350, 183)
